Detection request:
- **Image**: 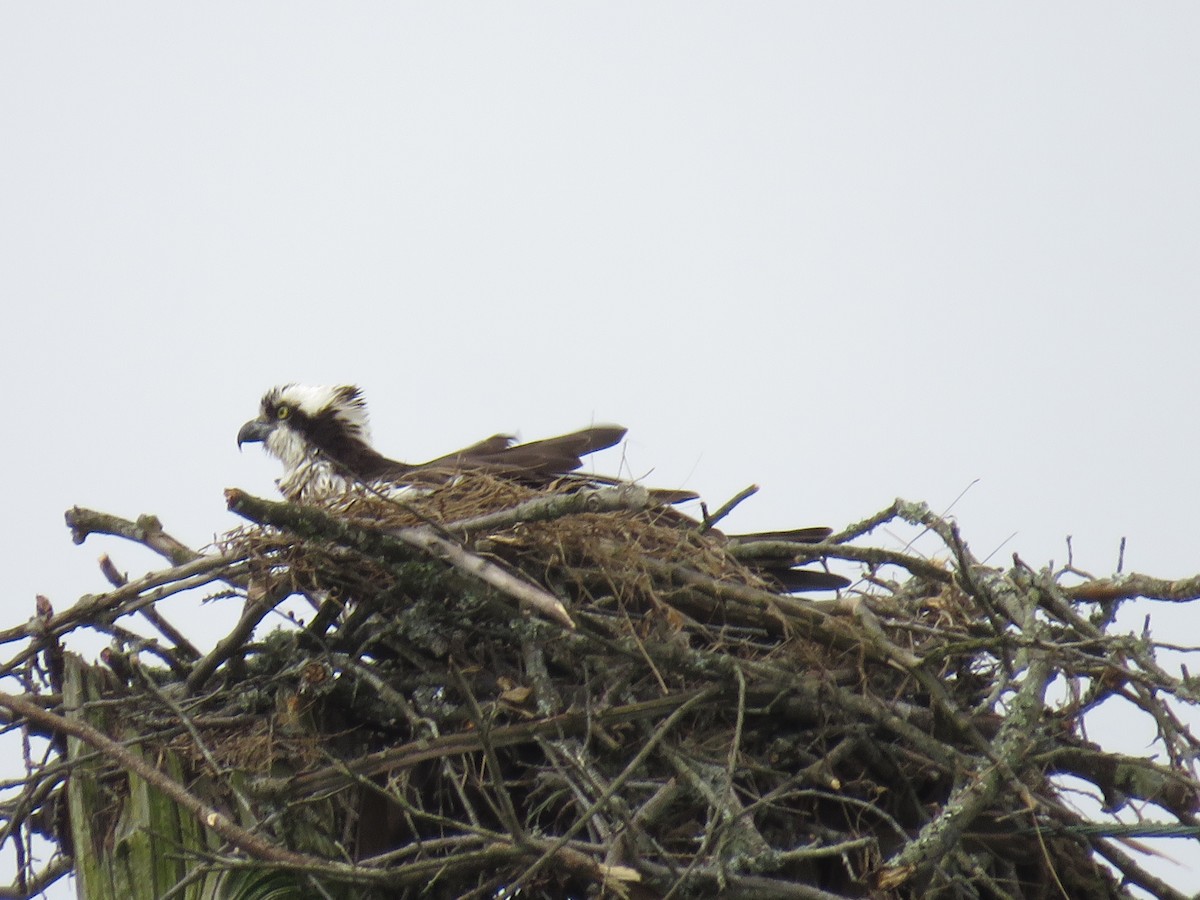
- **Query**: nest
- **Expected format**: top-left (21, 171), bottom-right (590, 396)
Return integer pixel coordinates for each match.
top-left (2, 475), bottom-right (1199, 899)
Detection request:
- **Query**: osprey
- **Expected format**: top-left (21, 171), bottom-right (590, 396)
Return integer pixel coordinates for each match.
top-left (237, 384), bottom-right (629, 504)
top-left (237, 384), bottom-right (848, 591)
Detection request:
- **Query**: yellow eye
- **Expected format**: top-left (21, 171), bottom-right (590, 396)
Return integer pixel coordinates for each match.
top-left (276, 405), bottom-right (291, 420)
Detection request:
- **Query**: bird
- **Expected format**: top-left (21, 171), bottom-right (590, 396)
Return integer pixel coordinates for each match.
top-left (236, 384), bottom-right (630, 504)
top-left (237, 384), bottom-right (848, 591)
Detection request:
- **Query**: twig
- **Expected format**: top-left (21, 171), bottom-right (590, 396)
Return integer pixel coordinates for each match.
top-left (450, 667), bottom-right (525, 842)
top-left (262, 687), bottom-right (719, 801)
top-left (1091, 836), bottom-right (1190, 900)
top-left (98, 553), bottom-right (201, 661)
top-left (396, 525), bottom-right (574, 629)
top-left (0, 554), bottom-right (242, 647)
top-left (501, 686), bottom-right (720, 897)
top-left (185, 591), bottom-right (280, 693)
top-left (700, 484), bottom-right (759, 532)
top-left (65, 508), bottom-right (203, 566)
top-left (877, 606), bottom-right (1056, 890)
top-left (1066, 571), bottom-right (1200, 603)
top-left (0, 854), bottom-right (72, 899)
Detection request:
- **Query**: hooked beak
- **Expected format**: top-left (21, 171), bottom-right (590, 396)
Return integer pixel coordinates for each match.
top-left (237, 418), bottom-right (273, 450)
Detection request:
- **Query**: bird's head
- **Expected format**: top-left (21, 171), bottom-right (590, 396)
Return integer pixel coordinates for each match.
top-left (237, 384), bottom-right (373, 476)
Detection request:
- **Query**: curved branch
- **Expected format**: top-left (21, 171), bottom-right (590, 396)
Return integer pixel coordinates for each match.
top-left (65, 508), bottom-right (202, 566)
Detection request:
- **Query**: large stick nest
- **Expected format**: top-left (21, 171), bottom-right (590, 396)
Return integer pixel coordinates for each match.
top-left (3, 474), bottom-right (1200, 898)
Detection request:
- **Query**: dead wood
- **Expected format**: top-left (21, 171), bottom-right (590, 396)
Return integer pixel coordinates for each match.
top-left (0, 476), bottom-right (1195, 898)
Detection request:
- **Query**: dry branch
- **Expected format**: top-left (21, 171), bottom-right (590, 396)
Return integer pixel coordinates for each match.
top-left (0, 480), bottom-right (1194, 899)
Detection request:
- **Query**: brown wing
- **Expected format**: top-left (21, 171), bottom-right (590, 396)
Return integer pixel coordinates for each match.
top-left (725, 526), bottom-right (848, 592)
top-left (397, 425), bottom-right (628, 485)
top-left (727, 526), bottom-right (833, 545)
top-left (760, 568), bottom-right (851, 592)
top-left (425, 433), bottom-right (517, 461)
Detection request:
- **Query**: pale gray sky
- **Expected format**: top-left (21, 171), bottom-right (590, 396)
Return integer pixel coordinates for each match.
top-left (3, 4), bottom-right (1199, 894)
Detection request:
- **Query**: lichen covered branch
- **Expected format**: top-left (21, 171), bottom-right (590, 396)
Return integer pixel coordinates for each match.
top-left (0, 480), bottom-right (1193, 899)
